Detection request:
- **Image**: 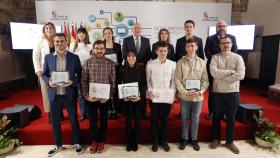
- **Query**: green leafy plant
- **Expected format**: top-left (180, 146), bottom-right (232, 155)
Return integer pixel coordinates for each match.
top-left (253, 110), bottom-right (280, 151)
top-left (0, 115), bottom-right (21, 154)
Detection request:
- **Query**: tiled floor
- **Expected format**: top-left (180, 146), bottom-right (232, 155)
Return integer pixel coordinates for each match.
top-left (3, 141), bottom-right (280, 158)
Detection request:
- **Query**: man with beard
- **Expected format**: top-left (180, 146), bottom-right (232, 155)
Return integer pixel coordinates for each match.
top-left (204, 20), bottom-right (238, 120)
top-left (81, 40), bottom-right (116, 154)
top-left (209, 36), bottom-right (245, 154)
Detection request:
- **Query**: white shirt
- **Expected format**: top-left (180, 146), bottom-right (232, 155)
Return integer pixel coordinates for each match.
top-left (146, 58), bottom-right (176, 92)
top-left (70, 43), bottom-right (92, 66)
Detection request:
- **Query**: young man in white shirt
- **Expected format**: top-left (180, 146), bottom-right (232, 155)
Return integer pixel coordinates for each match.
top-left (146, 41), bottom-right (176, 152)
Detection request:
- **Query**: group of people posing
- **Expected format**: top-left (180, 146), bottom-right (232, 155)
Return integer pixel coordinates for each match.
top-left (32, 19), bottom-right (245, 157)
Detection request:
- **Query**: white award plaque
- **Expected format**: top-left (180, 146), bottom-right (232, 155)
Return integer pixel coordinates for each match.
top-left (89, 83), bottom-right (110, 99)
top-left (185, 80), bottom-right (201, 90)
top-left (51, 71), bottom-right (69, 85)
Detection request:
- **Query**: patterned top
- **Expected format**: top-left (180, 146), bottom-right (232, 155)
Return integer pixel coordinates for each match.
top-left (54, 52), bottom-right (66, 95)
top-left (81, 55), bottom-right (116, 98)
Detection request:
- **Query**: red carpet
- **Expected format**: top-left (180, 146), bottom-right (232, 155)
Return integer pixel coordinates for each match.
top-left (0, 85), bottom-right (279, 145)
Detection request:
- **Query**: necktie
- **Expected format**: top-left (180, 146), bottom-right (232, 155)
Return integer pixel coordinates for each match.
top-left (135, 37), bottom-right (140, 53)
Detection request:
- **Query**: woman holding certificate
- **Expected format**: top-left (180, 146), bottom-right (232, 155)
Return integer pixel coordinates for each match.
top-left (174, 39), bottom-right (209, 151)
top-left (118, 49), bottom-right (146, 152)
top-left (70, 27), bottom-right (92, 121)
top-left (32, 22), bottom-right (56, 123)
top-left (103, 27), bottom-right (122, 120)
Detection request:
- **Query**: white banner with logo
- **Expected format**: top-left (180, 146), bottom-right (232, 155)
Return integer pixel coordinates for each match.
top-left (35, 1), bottom-right (231, 46)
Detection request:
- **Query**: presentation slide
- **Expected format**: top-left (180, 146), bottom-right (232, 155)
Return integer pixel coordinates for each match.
top-left (10, 22), bottom-right (62, 50)
top-left (209, 25), bottom-right (255, 50)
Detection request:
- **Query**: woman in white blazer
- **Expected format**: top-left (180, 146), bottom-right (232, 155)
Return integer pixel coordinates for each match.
top-left (32, 22), bottom-right (56, 123)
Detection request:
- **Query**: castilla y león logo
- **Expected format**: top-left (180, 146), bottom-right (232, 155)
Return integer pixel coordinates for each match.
top-left (202, 11), bottom-right (218, 22)
top-left (50, 10), bottom-right (68, 20)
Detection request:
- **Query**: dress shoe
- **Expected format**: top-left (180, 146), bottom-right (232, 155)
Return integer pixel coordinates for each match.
top-left (209, 139), bottom-right (220, 149)
top-left (151, 142), bottom-right (158, 152)
top-left (126, 144), bottom-right (133, 152)
top-left (225, 143), bottom-right (240, 154)
top-left (132, 143), bottom-right (138, 151)
top-left (179, 139), bottom-right (188, 150)
top-left (79, 115), bottom-right (86, 121)
top-left (161, 142), bottom-right (170, 152)
top-left (191, 140), bottom-right (200, 151)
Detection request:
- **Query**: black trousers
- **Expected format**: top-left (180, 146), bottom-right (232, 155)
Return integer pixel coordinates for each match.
top-left (212, 92), bottom-right (239, 144)
top-left (123, 100), bottom-right (141, 145)
top-left (150, 102), bottom-right (171, 143)
top-left (86, 100), bottom-right (109, 142)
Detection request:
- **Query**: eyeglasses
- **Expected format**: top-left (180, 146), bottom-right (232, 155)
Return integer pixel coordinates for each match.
top-left (93, 47), bottom-right (105, 51)
top-left (220, 42), bottom-right (232, 45)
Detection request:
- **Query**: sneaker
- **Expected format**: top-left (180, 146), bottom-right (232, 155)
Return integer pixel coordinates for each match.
top-left (151, 142), bottom-right (158, 152)
top-left (90, 141), bottom-right (98, 154)
top-left (74, 144), bottom-right (83, 155)
top-left (48, 146), bottom-right (62, 157)
top-left (179, 139), bottom-right (188, 150)
top-left (97, 142), bottom-right (105, 153)
top-left (161, 142), bottom-right (170, 152)
top-left (209, 139), bottom-right (220, 149)
top-left (225, 143), bottom-right (240, 154)
top-left (191, 140), bottom-right (200, 151)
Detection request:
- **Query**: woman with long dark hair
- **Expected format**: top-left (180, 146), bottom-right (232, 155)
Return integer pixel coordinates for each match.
top-left (118, 49), bottom-right (146, 151)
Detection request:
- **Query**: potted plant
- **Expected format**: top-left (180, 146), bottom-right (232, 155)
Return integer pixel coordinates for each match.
top-left (253, 110), bottom-right (280, 151)
top-left (0, 115), bottom-right (21, 155)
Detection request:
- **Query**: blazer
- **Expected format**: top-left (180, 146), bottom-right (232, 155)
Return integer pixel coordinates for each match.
top-left (113, 42), bottom-right (123, 65)
top-left (175, 35), bottom-right (204, 61)
top-left (43, 51), bottom-right (82, 102)
top-left (32, 38), bottom-right (51, 73)
top-left (204, 33), bottom-right (238, 64)
top-left (122, 36), bottom-right (151, 64)
top-left (151, 42), bottom-right (175, 61)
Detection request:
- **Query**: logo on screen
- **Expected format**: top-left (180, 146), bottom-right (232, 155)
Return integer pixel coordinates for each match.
top-left (50, 10), bottom-right (69, 21)
top-left (202, 11), bottom-right (218, 22)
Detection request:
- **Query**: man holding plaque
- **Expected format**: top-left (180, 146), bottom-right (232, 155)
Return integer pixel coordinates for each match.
top-left (43, 33), bottom-right (83, 156)
top-left (146, 41), bottom-right (176, 152)
top-left (209, 36), bottom-right (245, 154)
top-left (174, 39), bottom-right (209, 151)
top-left (81, 40), bottom-right (116, 154)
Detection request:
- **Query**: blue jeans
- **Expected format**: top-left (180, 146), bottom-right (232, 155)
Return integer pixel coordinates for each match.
top-left (78, 90), bottom-right (87, 117)
top-left (212, 92), bottom-right (239, 144)
top-left (50, 95), bottom-right (80, 146)
top-left (180, 100), bottom-right (202, 141)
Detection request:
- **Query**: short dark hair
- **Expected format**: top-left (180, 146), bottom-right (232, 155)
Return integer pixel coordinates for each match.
top-left (53, 33), bottom-right (66, 39)
top-left (156, 41), bottom-right (168, 50)
top-left (93, 40), bottom-right (106, 49)
top-left (219, 35), bottom-right (232, 43)
top-left (184, 20), bottom-right (195, 27)
top-left (185, 38), bottom-right (197, 45)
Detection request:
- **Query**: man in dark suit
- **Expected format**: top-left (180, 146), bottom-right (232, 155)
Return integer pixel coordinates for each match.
top-left (122, 23), bottom-right (151, 119)
top-left (43, 33), bottom-right (82, 157)
top-left (175, 20), bottom-right (204, 61)
top-left (204, 20), bottom-right (238, 120)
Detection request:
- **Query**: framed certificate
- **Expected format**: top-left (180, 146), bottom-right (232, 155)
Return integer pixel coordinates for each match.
top-left (89, 83), bottom-right (110, 99)
top-left (152, 88), bottom-right (175, 104)
top-left (105, 54), bottom-right (118, 63)
top-left (122, 86), bottom-right (139, 98)
top-left (118, 82), bottom-right (138, 99)
top-left (185, 80), bottom-right (201, 90)
top-left (51, 71), bottom-right (69, 85)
